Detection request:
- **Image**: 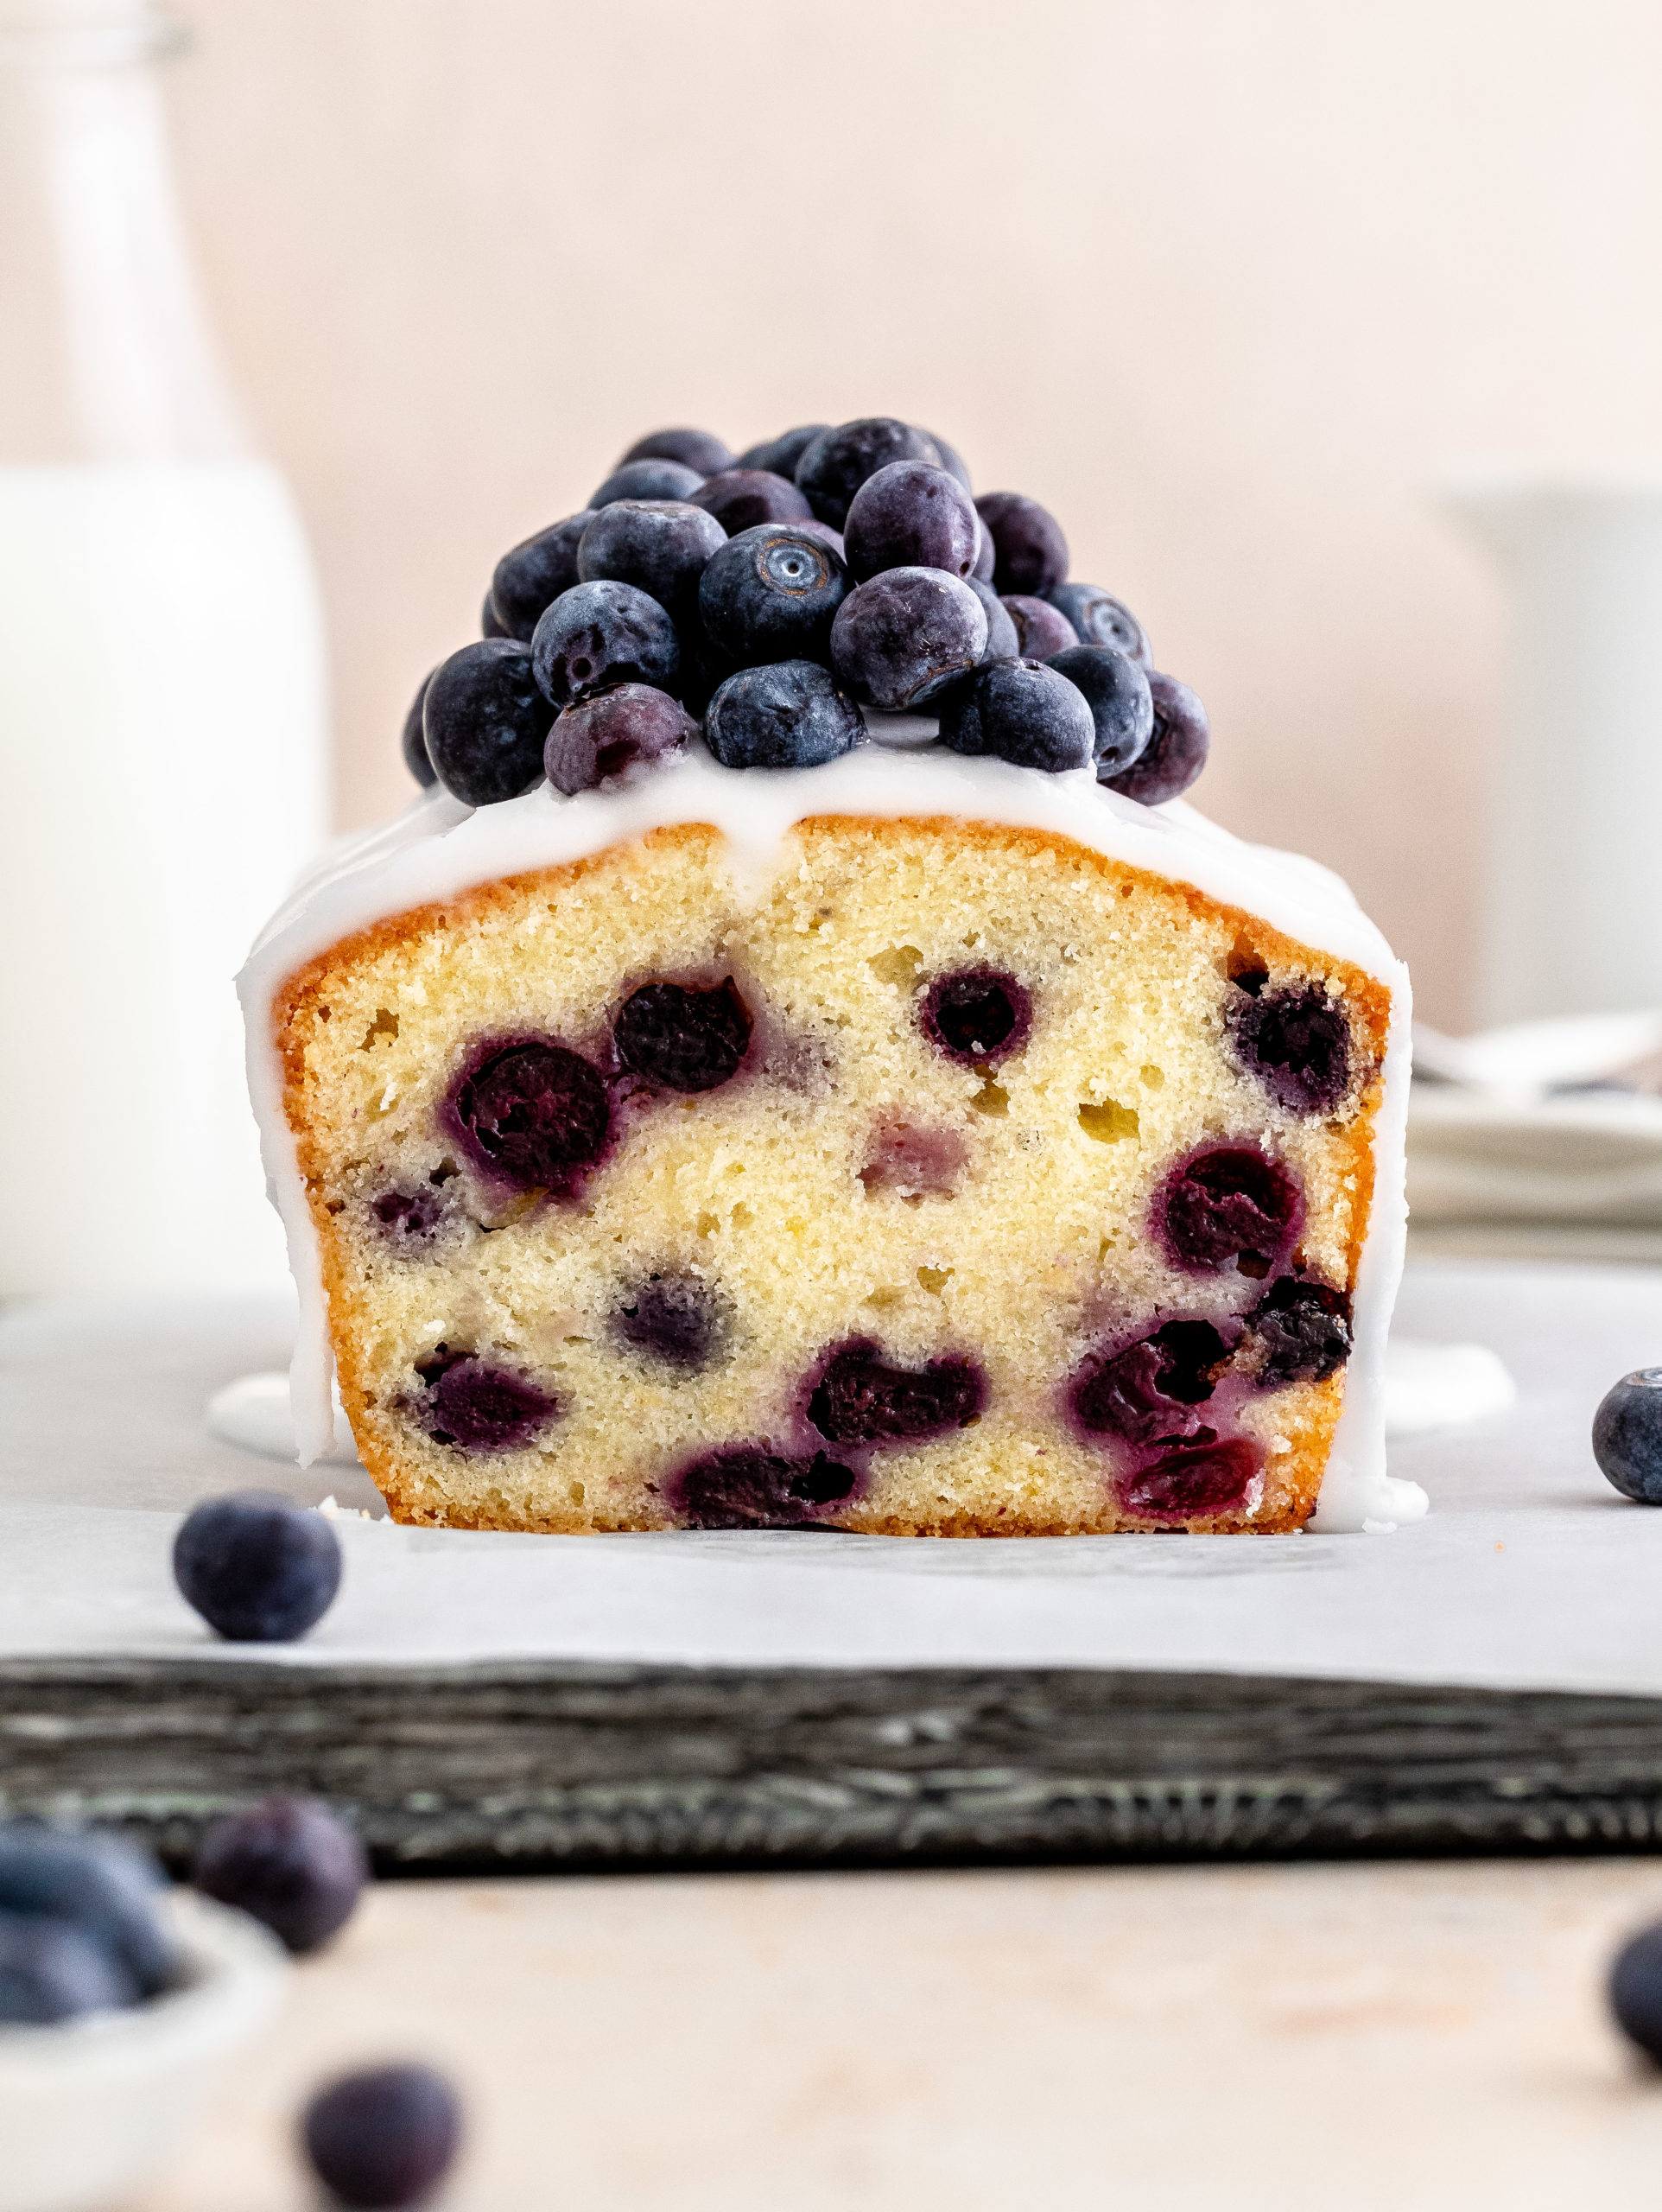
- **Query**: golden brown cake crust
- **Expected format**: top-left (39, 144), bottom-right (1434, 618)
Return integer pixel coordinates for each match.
top-left (274, 815), bottom-right (1389, 1537)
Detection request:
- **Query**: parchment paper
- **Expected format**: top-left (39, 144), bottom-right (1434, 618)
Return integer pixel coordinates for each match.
top-left (3, 1262), bottom-right (1657, 1694)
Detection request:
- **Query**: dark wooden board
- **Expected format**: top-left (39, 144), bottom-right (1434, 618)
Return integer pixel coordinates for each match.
top-left (3, 1657), bottom-right (1660, 1872)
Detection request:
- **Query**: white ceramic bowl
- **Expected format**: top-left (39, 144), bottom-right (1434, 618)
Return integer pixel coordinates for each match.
top-left (0, 1889), bottom-right (289, 2212)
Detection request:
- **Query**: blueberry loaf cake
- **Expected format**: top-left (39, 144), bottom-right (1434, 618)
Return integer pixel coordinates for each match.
top-left (243, 418), bottom-right (1420, 1535)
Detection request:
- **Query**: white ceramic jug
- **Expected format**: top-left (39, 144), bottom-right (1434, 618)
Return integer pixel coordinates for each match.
top-left (1446, 474), bottom-right (1662, 1028)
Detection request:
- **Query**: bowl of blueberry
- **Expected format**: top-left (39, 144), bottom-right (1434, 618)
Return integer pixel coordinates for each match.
top-left (0, 1821), bottom-right (288, 2212)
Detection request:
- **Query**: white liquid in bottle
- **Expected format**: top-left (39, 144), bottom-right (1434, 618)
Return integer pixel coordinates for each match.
top-left (0, 461), bottom-right (325, 1292)
top-left (0, 4), bottom-right (329, 1294)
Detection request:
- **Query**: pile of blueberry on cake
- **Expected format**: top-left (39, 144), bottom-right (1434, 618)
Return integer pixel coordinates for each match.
top-left (259, 417), bottom-right (1401, 1537)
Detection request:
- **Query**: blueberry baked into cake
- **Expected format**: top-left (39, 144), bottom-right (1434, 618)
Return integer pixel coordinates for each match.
top-left (242, 418), bottom-right (1420, 1536)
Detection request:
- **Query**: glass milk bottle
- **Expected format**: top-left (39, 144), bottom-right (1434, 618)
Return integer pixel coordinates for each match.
top-left (0, 0), bottom-right (327, 1295)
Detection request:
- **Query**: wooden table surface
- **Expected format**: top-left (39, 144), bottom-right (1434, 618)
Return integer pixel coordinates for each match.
top-left (130, 1857), bottom-right (1662, 2211)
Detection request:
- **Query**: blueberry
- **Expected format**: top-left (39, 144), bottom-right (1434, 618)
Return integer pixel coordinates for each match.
top-left (589, 457), bottom-right (704, 508)
top-left (937, 656), bottom-right (1094, 771)
top-left (735, 424), bottom-right (829, 478)
top-left (843, 461), bottom-right (979, 582)
top-left (620, 426), bottom-right (733, 476)
top-left (1001, 594), bottom-right (1077, 658)
top-left (174, 1491), bottom-right (343, 1643)
top-left (1102, 672), bottom-right (1209, 804)
top-left (858, 1119), bottom-right (968, 1198)
top-left (577, 499), bottom-right (726, 624)
top-left (965, 577), bottom-right (1019, 658)
top-left (705, 660), bottom-right (864, 770)
top-left (530, 580), bottom-right (680, 706)
top-left (401, 672), bottom-right (436, 788)
top-left (829, 568), bottom-right (987, 709)
top-left (444, 1035), bottom-right (612, 1191)
top-left (971, 516), bottom-right (996, 582)
top-left (1071, 1319), bottom-right (1233, 1441)
top-left (371, 1187), bottom-right (447, 1246)
top-left (674, 1446), bottom-right (856, 1529)
top-left (611, 1272), bottom-right (727, 1370)
top-left (613, 977), bottom-right (752, 1091)
top-left (490, 513), bottom-right (594, 641)
top-left (1247, 1278), bottom-right (1353, 1386)
top-left (413, 1348), bottom-right (559, 1454)
top-left (918, 967), bottom-right (1032, 1065)
top-left (0, 1824), bottom-right (174, 1999)
top-left (974, 492), bottom-right (1069, 595)
top-left (921, 429), bottom-right (973, 493)
top-left (808, 1340), bottom-right (986, 1445)
top-left (795, 417), bottom-right (939, 527)
top-left (689, 468), bottom-right (812, 533)
top-left (1593, 1370), bottom-right (1662, 1503)
top-left (544, 683), bottom-right (696, 795)
top-left (1227, 982), bottom-right (1352, 1116)
top-left (1612, 1923), bottom-right (1662, 2059)
top-left (673, 635), bottom-right (739, 718)
top-left (479, 594), bottom-right (511, 640)
top-left (1047, 644), bottom-right (1154, 775)
top-left (1046, 582), bottom-right (1151, 666)
top-left (0, 1911), bottom-right (136, 2023)
top-left (422, 641), bottom-right (553, 808)
top-left (1121, 1438), bottom-right (1259, 1521)
top-left (302, 2063), bottom-right (462, 2211)
top-left (698, 524), bottom-right (850, 665)
top-left (193, 1797), bottom-right (368, 1955)
top-left (1155, 1145), bottom-right (1303, 1277)
top-left (796, 518), bottom-right (847, 559)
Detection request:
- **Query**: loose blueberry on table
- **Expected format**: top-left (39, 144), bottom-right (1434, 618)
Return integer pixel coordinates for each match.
top-left (193, 1796), bottom-right (369, 1955)
top-left (393, 414), bottom-right (1203, 811)
top-left (1611, 1922), bottom-right (1662, 2061)
top-left (1593, 1370), bottom-right (1662, 1503)
top-left (173, 1490), bottom-right (343, 1643)
top-left (302, 2062), bottom-right (463, 2211)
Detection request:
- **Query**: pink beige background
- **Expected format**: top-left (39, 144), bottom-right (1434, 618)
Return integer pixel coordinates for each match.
top-left (165, 0), bottom-right (1662, 1029)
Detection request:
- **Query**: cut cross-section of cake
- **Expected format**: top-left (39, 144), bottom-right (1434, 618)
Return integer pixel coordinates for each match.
top-left (240, 416), bottom-right (1424, 1537)
top-left (244, 750), bottom-right (1418, 1536)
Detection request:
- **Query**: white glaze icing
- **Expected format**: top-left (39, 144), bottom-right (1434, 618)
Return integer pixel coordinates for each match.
top-left (1380, 1339), bottom-right (1516, 1436)
top-left (237, 737), bottom-right (1424, 1532)
top-left (206, 1369), bottom-right (361, 1465)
